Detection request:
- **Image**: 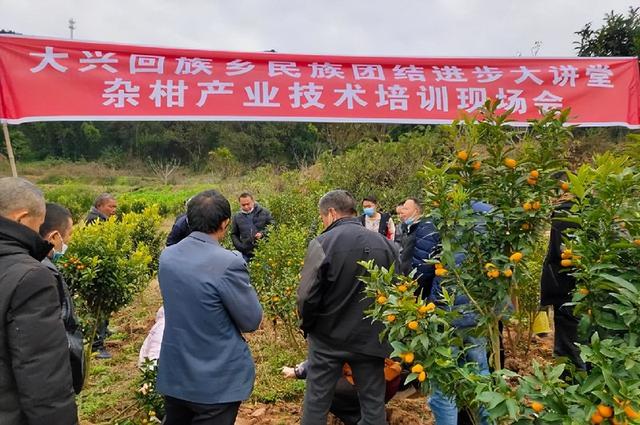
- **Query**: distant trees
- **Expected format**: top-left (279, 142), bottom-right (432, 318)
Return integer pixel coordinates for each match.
top-left (575, 6), bottom-right (640, 58)
top-left (3, 121), bottom-right (417, 169)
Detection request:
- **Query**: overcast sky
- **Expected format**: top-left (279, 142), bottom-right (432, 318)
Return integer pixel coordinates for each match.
top-left (1, 0), bottom-right (635, 57)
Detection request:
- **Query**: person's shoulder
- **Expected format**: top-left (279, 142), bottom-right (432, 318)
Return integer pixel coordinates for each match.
top-left (15, 260), bottom-right (57, 291)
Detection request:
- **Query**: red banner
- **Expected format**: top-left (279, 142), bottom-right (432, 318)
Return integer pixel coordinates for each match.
top-left (1, 34), bottom-right (639, 127)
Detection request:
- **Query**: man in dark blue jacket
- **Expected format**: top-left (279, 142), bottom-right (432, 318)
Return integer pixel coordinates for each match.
top-left (230, 192), bottom-right (274, 261)
top-left (399, 198), bottom-right (440, 299)
top-left (157, 190), bottom-right (263, 425)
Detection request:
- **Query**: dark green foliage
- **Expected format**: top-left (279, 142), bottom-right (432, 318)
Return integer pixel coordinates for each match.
top-left (320, 127), bottom-right (450, 211)
top-left (575, 7), bottom-right (640, 57)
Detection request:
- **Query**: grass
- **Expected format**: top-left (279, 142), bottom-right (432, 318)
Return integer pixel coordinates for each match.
top-left (77, 279), bottom-right (307, 425)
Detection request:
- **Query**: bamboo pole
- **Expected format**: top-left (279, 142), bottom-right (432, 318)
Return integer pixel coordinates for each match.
top-left (2, 121), bottom-right (17, 177)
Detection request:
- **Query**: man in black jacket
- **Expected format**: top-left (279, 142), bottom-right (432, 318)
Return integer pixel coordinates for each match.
top-left (0, 177), bottom-right (78, 425)
top-left (297, 190), bottom-right (398, 425)
top-left (39, 203), bottom-right (85, 394)
top-left (230, 192), bottom-right (274, 261)
top-left (85, 193), bottom-right (117, 225)
top-left (540, 199), bottom-right (586, 370)
top-left (399, 198), bottom-right (440, 299)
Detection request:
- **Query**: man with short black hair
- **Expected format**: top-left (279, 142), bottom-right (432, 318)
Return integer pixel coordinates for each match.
top-left (158, 190), bottom-right (263, 425)
top-left (0, 177), bottom-right (78, 425)
top-left (39, 203), bottom-right (85, 394)
top-left (230, 192), bottom-right (274, 261)
top-left (297, 189), bottom-right (398, 425)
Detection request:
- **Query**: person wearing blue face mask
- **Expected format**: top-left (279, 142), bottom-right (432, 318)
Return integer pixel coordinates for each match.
top-left (399, 198), bottom-right (440, 299)
top-left (40, 202), bottom-right (85, 395)
top-left (360, 195), bottom-right (396, 241)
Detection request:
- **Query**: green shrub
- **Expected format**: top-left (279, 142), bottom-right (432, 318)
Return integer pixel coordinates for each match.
top-left (249, 222), bottom-right (311, 352)
top-left (44, 183), bottom-right (99, 221)
top-left (121, 206), bottom-right (165, 273)
top-left (320, 127), bottom-right (450, 210)
top-left (135, 359), bottom-right (164, 422)
top-left (117, 186), bottom-right (211, 217)
top-left (60, 216), bottom-right (152, 337)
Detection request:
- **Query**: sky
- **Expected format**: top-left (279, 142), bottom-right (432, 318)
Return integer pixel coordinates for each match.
top-left (0, 0), bottom-right (635, 58)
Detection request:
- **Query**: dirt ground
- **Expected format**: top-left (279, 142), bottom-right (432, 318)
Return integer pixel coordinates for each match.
top-left (235, 397), bottom-right (433, 425)
top-left (79, 280), bottom-right (553, 425)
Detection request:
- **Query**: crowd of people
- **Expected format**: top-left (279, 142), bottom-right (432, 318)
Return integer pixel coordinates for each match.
top-left (0, 175), bottom-right (581, 425)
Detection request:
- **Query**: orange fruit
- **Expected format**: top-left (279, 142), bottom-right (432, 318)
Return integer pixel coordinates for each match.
top-left (403, 352), bottom-right (415, 363)
top-left (529, 170), bottom-right (540, 179)
top-left (633, 239), bottom-right (640, 247)
top-left (411, 364), bottom-right (424, 374)
top-left (521, 223), bottom-right (531, 230)
top-left (487, 269), bottom-right (500, 279)
top-left (407, 321), bottom-right (419, 331)
top-left (597, 405), bottom-right (613, 418)
top-left (435, 263), bottom-right (444, 269)
top-left (418, 371), bottom-right (427, 382)
top-left (504, 158), bottom-right (517, 168)
top-left (472, 161), bottom-right (482, 170)
top-left (484, 262), bottom-right (497, 270)
top-left (530, 401), bottom-right (544, 413)
top-left (532, 201), bottom-right (541, 210)
top-left (377, 296), bottom-right (387, 305)
top-left (502, 269), bottom-right (513, 278)
top-left (527, 177), bottom-right (537, 186)
top-left (561, 249), bottom-right (573, 259)
top-left (523, 202), bottom-right (533, 211)
top-left (510, 252), bottom-right (524, 263)
top-left (271, 296), bottom-right (280, 302)
top-left (578, 287), bottom-right (589, 295)
top-left (560, 181), bottom-right (570, 192)
top-left (424, 302), bottom-right (436, 313)
top-left (397, 284), bottom-right (408, 293)
top-left (387, 314), bottom-right (396, 322)
top-left (561, 259), bottom-right (573, 267)
top-left (457, 151), bottom-right (469, 161)
top-left (591, 412), bottom-right (604, 424)
top-left (435, 268), bottom-right (448, 277)
top-left (624, 405), bottom-right (640, 420)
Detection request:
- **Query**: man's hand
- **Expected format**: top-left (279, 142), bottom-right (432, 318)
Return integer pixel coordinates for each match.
top-left (255, 232), bottom-right (263, 240)
top-left (281, 366), bottom-right (296, 379)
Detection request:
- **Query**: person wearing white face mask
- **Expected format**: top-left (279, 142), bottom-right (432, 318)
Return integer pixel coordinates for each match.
top-left (39, 203), bottom-right (85, 395)
top-left (360, 195), bottom-right (396, 241)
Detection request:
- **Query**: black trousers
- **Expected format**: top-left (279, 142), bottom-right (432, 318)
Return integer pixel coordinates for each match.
top-left (92, 318), bottom-right (109, 350)
top-left (553, 304), bottom-right (586, 371)
top-left (163, 396), bottom-right (240, 425)
top-left (302, 336), bottom-right (387, 425)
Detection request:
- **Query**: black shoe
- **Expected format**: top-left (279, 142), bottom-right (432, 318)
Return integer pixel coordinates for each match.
top-left (94, 347), bottom-right (112, 359)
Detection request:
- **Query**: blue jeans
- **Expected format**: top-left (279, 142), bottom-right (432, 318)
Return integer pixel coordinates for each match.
top-left (428, 336), bottom-right (490, 425)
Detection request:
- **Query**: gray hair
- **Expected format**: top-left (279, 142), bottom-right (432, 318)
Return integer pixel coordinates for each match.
top-left (318, 190), bottom-right (357, 216)
top-left (0, 177), bottom-right (46, 217)
top-left (93, 192), bottom-right (116, 208)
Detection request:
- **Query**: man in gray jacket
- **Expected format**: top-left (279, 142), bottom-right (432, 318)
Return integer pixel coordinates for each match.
top-left (157, 189), bottom-right (263, 425)
top-left (297, 190), bottom-right (398, 425)
top-left (0, 177), bottom-right (77, 425)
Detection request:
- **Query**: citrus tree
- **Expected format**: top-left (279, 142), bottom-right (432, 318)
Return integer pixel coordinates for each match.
top-left (361, 102), bottom-right (574, 419)
top-left (59, 211), bottom-right (157, 375)
top-left (479, 153), bottom-right (640, 424)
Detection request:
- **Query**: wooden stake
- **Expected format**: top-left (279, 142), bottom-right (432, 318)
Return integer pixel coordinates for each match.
top-left (2, 121), bottom-right (17, 177)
